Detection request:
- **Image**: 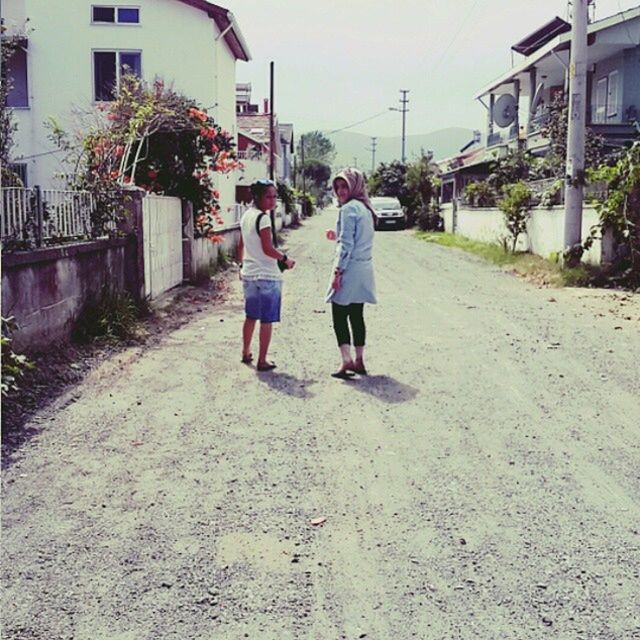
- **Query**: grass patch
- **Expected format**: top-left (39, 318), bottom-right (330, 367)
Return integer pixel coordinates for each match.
top-left (416, 231), bottom-right (593, 287)
top-left (74, 288), bottom-right (145, 343)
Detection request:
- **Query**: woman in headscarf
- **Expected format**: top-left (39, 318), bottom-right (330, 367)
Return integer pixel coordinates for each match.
top-left (326, 168), bottom-right (377, 379)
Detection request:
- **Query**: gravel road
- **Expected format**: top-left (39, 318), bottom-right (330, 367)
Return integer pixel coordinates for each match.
top-left (2, 209), bottom-right (639, 639)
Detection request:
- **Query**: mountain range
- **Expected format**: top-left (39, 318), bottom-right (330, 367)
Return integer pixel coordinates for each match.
top-left (325, 127), bottom-right (476, 171)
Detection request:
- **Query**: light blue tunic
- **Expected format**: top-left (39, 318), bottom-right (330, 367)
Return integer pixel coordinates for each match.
top-left (326, 199), bottom-right (377, 305)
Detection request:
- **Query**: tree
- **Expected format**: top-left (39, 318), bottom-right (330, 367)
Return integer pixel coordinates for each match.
top-left (297, 130), bottom-right (335, 165)
top-left (540, 94), bottom-right (605, 179)
top-left (1, 36), bottom-right (22, 186)
top-left (296, 132), bottom-right (335, 207)
top-left (498, 181), bottom-right (533, 253)
top-left (50, 75), bottom-right (240, 242)
top-left (586, 141), bottom-right (640, 285)
top-left (368, 161), bottom-right (413, 207)
top-left (406, 154), bottom-right (442, 230)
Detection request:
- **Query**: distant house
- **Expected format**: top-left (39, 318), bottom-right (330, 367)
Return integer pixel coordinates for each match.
top-left (235, 82), bottom-right (295, 201)
top-left (439, 6), bottom-right (640, 202)
top-left (2, 0), bottom-right (250, 224)
top-left (278, 123), bottom-right (295, 185)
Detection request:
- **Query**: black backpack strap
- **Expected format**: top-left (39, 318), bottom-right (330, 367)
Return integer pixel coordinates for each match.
top-left (255, 211), bottom-right (277, 247)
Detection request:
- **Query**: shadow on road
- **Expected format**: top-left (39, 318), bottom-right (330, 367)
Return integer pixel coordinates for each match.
top-left (351, 374), bottom-right (419, 404)
top-left (256, 371), bottom-right (317, 398)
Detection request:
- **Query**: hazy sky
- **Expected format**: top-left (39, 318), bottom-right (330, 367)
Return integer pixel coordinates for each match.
top-left (222, 0), bottom-right (639, 137)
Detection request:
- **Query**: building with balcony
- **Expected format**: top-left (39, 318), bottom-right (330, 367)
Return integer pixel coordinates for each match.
top-left (478, 7), bottom-right (640, 154)
top-left (438, 6), bottom-right (640, 203)
top-left (2, 0), bottom-right (250, 224)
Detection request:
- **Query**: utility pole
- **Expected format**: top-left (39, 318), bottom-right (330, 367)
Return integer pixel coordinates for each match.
top-left (300, 136), bottom-right (306, 216)
top-left (268, 61), bottom-right (277, 245)
top-left (369, 137), bottom-right (378, 172)
top-left (563, 0), bottom-right (589, 265)
top-left (353, 157), bottom-right (358, 169)
top-left (400, 89), bottom-right (409, 163)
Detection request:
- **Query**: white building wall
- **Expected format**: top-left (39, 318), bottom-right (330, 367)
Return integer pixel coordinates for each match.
top-left (212, 35), bottom-right (241, 225)
top-left (4, 0), bottom-right (243, 219)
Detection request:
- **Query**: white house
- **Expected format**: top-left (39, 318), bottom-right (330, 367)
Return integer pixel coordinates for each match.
top-left (2, 0), bottom-right (250, 225)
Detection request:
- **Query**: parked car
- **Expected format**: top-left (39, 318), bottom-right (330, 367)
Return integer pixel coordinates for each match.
top-left (370, 196), bottom-right (406, 230)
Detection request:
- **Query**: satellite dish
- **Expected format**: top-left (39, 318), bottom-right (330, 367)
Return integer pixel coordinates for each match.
top-left (493, 93), bottom-right (517, 128)
top-left (530, 82), bottom-right (545, 115)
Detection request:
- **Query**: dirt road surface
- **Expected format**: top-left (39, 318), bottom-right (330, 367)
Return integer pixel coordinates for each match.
top-left (3, 210), bottom-right (639, 639)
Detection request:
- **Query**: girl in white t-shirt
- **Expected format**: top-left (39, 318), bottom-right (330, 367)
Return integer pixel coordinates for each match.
top-left (236, 180), bottom-right (295, 371)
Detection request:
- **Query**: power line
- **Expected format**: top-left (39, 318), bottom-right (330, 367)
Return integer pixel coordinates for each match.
top-left (428, 0), bottom-right (481, 77)
top-left (325, 109), bottom-right (391, 135)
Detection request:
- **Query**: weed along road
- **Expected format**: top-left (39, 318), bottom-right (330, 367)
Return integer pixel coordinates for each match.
top-left (2, 208), bottom-right (639, 639)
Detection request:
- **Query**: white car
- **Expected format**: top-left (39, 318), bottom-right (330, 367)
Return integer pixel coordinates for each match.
top-left (370, 196), bottom-right (406, 230)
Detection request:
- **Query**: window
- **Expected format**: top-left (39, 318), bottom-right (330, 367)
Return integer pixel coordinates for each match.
top-left (93, 50), bottom-right (141, 101)
top-left (117, 8), bottom-right (140, 23)
top-left (607, 71), bottom-right (618, 118)
top-left (8, 163), bottom-right (28, 186)
top-left (92, 6), bottom-right (140, 24)
top-left (92, 6), bottom-right (115, 22)
top-left (595, 77), bottom-right (608, 124)
top-left (4, 45), bottom-right (28, 107)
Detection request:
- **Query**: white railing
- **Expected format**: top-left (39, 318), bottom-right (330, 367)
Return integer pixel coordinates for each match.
top-left (42, 189), bottom-right (95, 238)
top-left (1, 187), bottom-right (33, 241)
top-left (1, 186), bottom-right (99, 248)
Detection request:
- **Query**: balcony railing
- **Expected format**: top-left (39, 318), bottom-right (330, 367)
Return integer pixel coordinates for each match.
top-left (487, 132), bottom-right (503, 147)
top-left (237, 149), bottom-right (264, 160)
top-left (589, 103), bottom-right (638, 125)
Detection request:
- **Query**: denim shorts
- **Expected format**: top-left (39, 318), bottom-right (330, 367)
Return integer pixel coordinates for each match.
top-left (243, 279), bottom-right (282, 323)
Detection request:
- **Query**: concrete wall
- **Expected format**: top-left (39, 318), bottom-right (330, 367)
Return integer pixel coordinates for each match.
top-left (441, 202), bottom-right (607, 264)
top-left (1, 238), bottom-right (137, 352)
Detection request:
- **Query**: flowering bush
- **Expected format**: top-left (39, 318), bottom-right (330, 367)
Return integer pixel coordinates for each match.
top-left (53, 75), bottom-right (242, 242)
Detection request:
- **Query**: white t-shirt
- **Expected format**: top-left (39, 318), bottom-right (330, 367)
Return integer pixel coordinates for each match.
top-left (240, 207), bottom-right (282, 280)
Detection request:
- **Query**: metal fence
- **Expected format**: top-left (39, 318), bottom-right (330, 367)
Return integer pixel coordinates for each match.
top-left (1, 186), bottom-right (99, 249)
top-left (526, 178), bottom-right (609, 206)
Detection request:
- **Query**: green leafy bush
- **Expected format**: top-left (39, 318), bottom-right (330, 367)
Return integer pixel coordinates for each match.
top-left (298, 193), bottom-right (315, 217)
top-left (498, 181), bottom-right (533, 253)
top-left (1, 317), bottom-right (34, 397)
top-left (74, 288), bottom-right (141, 342)
top-left (585, 142), bottom-right (640, 285)
top-left (464, 181), bottom-right (497, 207)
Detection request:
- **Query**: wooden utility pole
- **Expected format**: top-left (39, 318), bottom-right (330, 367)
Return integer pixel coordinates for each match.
top-left (563, 0), bottom-right (589, 265)
top-left (268, 61), bottom-right (277, 245)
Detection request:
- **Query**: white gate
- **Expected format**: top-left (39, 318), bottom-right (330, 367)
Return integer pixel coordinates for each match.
top-left (142, 194), bottom-right (183, 299)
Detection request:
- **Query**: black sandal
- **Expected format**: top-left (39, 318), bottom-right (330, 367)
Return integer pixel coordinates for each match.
top-left (241, 353), bottom-right (253, 364)
top-left (348, 366), bottom-right (368, 375)
top-left (257, 362), bottom-right (277, 371)
top-left (331, 369), bottom-right (356, 380)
